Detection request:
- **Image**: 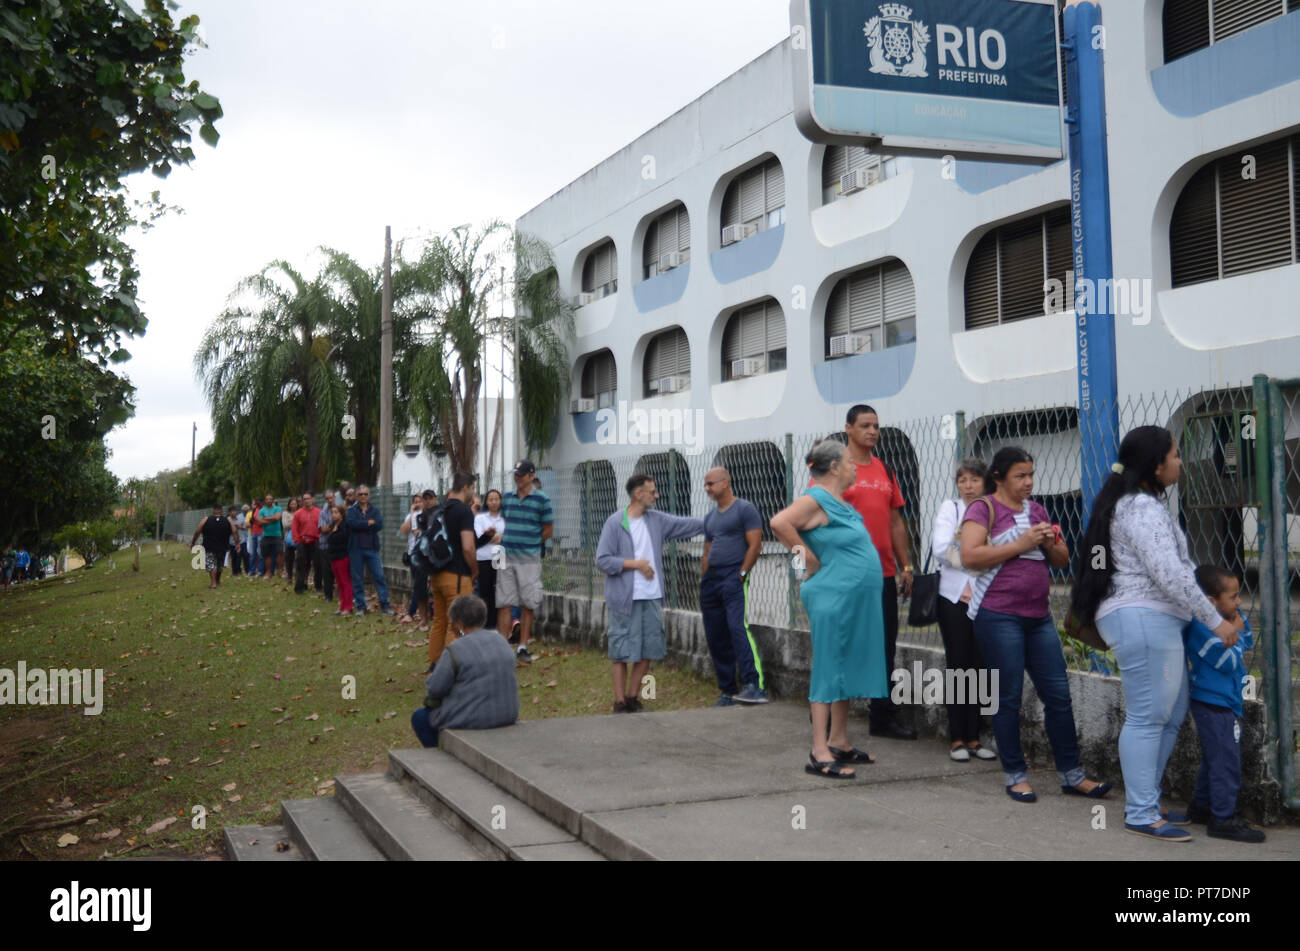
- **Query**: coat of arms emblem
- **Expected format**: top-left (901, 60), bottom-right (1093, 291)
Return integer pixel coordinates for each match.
top-left (864, 3), bottom-right (931, 78)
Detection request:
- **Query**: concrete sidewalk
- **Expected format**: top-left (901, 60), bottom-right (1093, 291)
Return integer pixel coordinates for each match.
top-left (440, 700), bottom-right (1299, 861)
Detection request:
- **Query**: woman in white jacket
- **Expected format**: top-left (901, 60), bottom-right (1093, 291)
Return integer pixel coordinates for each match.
top-left (931, 458), bottom-right (998, 762)
top-left (1070, 426), bottom-right (1239, 843)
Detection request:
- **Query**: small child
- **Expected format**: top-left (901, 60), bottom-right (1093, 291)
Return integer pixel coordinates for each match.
top-left (1182, 565), bottom-right (1265, 843)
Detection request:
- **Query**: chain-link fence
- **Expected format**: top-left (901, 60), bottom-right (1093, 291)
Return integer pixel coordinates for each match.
top-left (539, 380), bottom-right (1297, 802)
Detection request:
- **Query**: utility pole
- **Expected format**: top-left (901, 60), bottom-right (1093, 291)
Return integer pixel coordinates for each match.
top-left (379, 225), bottom-right (393, 487)
top-left (191, 422), bottom-right (197, 467)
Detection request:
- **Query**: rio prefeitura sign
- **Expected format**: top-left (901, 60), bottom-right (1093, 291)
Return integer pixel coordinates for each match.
top-left (791, 0), bottom-right (1063, 161)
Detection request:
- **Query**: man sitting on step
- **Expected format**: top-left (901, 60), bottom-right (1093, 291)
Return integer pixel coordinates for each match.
top-left (411, 594), bottom-right (519, 748)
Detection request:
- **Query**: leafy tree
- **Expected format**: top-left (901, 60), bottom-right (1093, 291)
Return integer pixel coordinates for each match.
top-left (194, 262), bottom-right (345, 496)
top-left (404, 224), bottom-right (574, 474)
top-left (0, 330), bottom-right (131, 548)
top-left (176, 438), bottom-right (234, 509)
top-left (53, 520), bottom-right (119, 567)
top-left (0, 0), bottom-right (222, 363)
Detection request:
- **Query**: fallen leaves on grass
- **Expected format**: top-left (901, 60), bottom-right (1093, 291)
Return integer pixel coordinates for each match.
top-left (57, 833), bottom-right (79, 847)
top-left (145, 816), bottom-right (177, 835)
top-left (152, 757), bottom-right (171, 766)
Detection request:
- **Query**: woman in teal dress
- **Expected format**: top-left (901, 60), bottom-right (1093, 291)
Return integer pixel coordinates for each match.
top-left (771, 439), bottom-right (888, 778)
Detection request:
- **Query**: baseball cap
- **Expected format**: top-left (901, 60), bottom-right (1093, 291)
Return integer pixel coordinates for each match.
top-left (513, 459), bottom-right (536, 476)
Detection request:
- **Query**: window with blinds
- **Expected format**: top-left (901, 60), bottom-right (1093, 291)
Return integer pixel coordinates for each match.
top-left (643, 327), bottom-right (691, 396)
top-left (1162, 0), bottom-right (1298, 62)
top-left (721, 299), bottom-right (787, 379)
top-left (963, 205), bottom-right (1073, 330)
top-left (821, 146), bottom-right (897, 204)
top-left (580, 240), bottom-right (618, 296)
top-left (580, 350), bottom-right (618, 408)
top-left (1171, 134), bottom-right (1298, 287)
top-left (721, 157), bottom-right (786, 239)
top-left (643, 205), bottom-right (691, 279)
top-left (824, 260), bottom-right (916, 356)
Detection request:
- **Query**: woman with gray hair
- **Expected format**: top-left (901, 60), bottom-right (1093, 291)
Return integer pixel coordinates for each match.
top-left (771, 438), bottom-right (887, 778)
top-left (410, 594), bottom-right (520, 748)
top-left (930, 457), bottom-right (997, 761)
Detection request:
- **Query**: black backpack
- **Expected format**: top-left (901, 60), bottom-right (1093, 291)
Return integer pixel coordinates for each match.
top-left (414, 503), bottom-right (455, 572)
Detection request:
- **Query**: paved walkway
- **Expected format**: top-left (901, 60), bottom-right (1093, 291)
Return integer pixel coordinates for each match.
top-left (447, 701), bottom-right (1299, 860)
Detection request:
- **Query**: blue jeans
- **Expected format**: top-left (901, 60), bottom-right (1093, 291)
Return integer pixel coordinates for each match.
top-left (249, 535), bottom-right (262, 575)
top-left (411, 708), bottom-right (439, 748)
top-left (350, 547), bottom-right (390, 613)
top-left (1096, 607), bottom-right (1189, 826)
top-left (972, 608), bottom-right (1085, 788)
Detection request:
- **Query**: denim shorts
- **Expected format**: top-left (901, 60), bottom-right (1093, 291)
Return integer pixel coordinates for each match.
top-left (607, 599), bottom-right (666, 662)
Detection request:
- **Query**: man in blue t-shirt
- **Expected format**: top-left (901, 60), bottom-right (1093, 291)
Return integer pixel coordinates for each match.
top-left (701, 467), bottom-right (766, 705)
top-left (256, 494), bottom-right (284, 579)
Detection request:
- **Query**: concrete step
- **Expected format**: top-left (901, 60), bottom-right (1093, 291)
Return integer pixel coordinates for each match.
top-left (223, 824), bottom-right (303, 861)
top-left (333, 772), bottom-right (488, 861)
top-left (388, 747), bottom-right (605, 861)
top-left (282, 796), bottom-right (386, 861)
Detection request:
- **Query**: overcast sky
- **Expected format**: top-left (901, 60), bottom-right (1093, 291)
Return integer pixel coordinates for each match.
top-left (104, 0), bottom-right (791, 481)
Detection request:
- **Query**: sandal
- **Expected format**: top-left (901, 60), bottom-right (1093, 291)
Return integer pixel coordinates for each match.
top-left (828, 745), bottom-right (875, 764)
top-left (805, 753), bottom-right (856, 779)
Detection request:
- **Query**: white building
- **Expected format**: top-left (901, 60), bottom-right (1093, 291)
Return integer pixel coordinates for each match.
top-left (516, 1), bottom-right (1300, 572)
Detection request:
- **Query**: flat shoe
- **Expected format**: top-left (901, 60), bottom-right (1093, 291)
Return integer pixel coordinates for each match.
top-left (1125, 822), bottom-right (1191, 842)
top-left (1061, 781), bottom-right (1112, 798)
top-left (828, 746), bottom-right (875, 764)
top-left (1006, 786), bottom-right (1037, 803)
top-left (949, 747), bottom-right (971, 762)
top-left (967, 744), bottom-right (997, 760)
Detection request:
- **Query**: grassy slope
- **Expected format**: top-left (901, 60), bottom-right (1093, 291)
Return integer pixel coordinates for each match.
top-left (0, 543), bottom-right (716, 859)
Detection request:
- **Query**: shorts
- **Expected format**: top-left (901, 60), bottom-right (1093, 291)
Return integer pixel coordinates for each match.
top-left (204, 549), bottom-right (224, 572)
top-left (607, 599), bottom-right (665, 663)
top-left (496, 558), bottom-right (543, 611)
top-left (260, 538), bottom-right (282, 559)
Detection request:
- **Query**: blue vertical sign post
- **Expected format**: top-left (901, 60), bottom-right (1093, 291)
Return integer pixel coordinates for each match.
top-left (1063, 0), bottom-right (1119, 520)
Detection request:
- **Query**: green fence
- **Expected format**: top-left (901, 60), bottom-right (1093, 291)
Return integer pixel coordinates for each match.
top-left (539, 381), bottom-right (1298, 808)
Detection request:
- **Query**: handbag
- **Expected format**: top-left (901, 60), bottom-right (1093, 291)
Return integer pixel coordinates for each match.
top-left (1063, 609), bottom-right (1109, 652)
top-left (907, 550), bottom-right (940, 627)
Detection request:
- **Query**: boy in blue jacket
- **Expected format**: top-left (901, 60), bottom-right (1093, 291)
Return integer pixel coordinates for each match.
top-left (1182, 565), bottom-right (1265, 843)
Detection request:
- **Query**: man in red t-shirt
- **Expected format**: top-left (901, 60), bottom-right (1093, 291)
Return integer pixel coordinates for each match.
top-left (292, 492), bottom-right (323, 595)
top-left (842, 404), bottom-right (917, 740)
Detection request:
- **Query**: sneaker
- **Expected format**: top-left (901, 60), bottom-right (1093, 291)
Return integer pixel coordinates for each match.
top-left (380, 607), bottom-right (397, 616)
top-left (1206, 816), bottom-right (1265, 843)
top-left (733, 684), bottom-right (769, 704)
top-left (714, 695), bottom-right (736, 707)
top-left (949, 746), bottom-right (971, 762)
top-left (624, 696), bottom-right (643, 712)
top-left (516, 647), bottom-right (533, 664)
top-left (612, 699), bottom-right (632, 713)
top-left (1124, 821), bottom-right (1192, 842)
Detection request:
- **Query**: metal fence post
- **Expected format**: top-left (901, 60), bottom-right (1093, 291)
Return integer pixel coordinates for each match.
top-left (1251, 375), bottom-right (1280, 783)
top-left (667, 449), bottom-right (680, 608)
top-left (583, 466), bottom-right (594, 609)
top-left (785, 432), bottom-right (796, 629)
top-left (1265, 378), bottom-right (1296, 808)
top-left (955, 410), bottom-right (967, 461)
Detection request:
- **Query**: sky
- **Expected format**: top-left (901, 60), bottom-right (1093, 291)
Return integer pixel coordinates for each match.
top-left (104, 0), bottom-right (792, 480)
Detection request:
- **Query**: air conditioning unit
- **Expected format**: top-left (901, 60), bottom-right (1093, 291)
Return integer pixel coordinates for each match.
top-left (730, 357), bottom-right (765, 380)
top-left (829, 333), bottom-right (873, 357)
top-left (721, 224), bottom-right (747, 246)
top-left (569, 398), bottom-right (596, 414)
top-left (659, 251), bottom-right (682, 271)
top-left (840, 166), bottom-right (883, 196)
top-left (574, 292), bottom-right (594, 307)
top-left (656, 375), bottom-right (689, 395)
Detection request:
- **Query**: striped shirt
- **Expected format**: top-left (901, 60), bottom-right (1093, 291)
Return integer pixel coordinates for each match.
top-left (501, 490), bottom-right (553, 558)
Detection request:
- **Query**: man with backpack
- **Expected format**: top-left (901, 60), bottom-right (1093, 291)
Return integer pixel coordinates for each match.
top-left (420, 471), bottom-right (479, 668)
top-left (843, 404), bottom-right (916, 740)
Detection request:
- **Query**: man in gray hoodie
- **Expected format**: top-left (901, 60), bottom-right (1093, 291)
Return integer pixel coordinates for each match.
top-left (595, 474), bottom-right (704, 712)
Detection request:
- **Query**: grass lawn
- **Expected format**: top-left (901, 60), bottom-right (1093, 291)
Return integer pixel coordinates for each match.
top-left (0, 542), bottom-right (717, 860)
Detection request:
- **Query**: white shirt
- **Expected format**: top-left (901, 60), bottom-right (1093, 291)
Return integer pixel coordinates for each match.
top-left (628, 515), bottom-right (662, 601)
top-left (930, 497), bottom-right (976, 605)
top-left (474, 512), bottom-right (505, 562)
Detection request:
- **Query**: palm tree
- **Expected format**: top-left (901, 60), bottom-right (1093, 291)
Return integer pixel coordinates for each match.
top-left (402, 224), bottom-right (574, 475)
top-left (194, 261), bottom-right (347, 495)
top-left (318, 247), bottom-right (417, 485)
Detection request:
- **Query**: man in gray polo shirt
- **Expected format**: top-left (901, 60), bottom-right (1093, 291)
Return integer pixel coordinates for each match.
top-left (411, 595), bottom-right (519, 747)
top-left (701, 467), bottom-right (766, 705)
top-left (595, 474), bottom-right (704, 713)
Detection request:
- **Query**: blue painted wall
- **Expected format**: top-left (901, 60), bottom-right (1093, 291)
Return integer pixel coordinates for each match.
top-left (632, 263), bottom-right (691, 312)
top-left (709, 225), bottom-right (784, 284)
top-left (812, 343), bottom-right (916, 403)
